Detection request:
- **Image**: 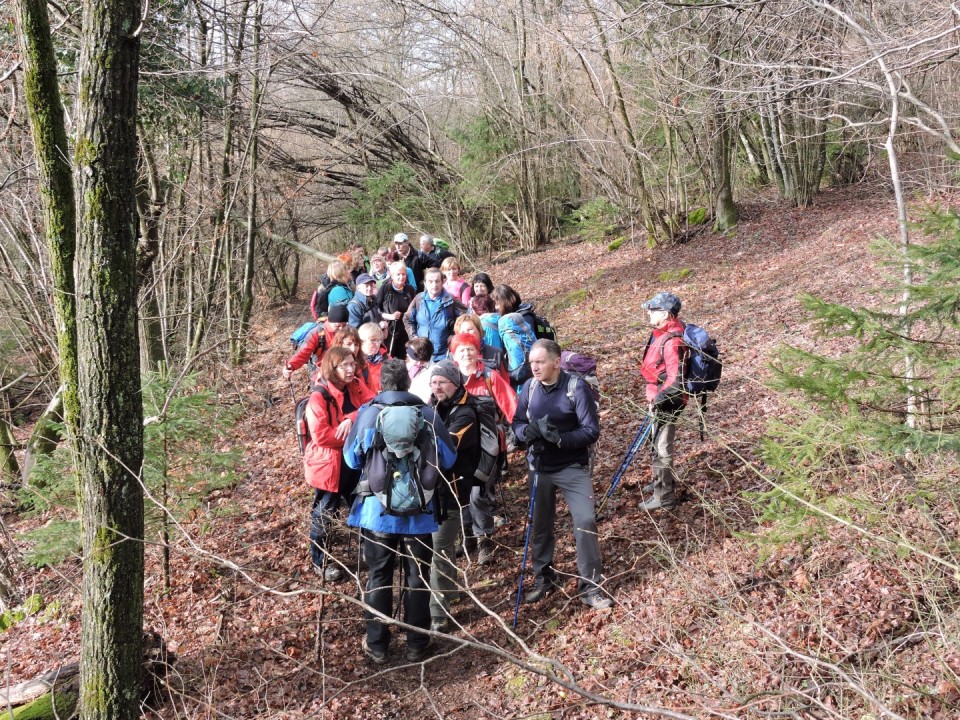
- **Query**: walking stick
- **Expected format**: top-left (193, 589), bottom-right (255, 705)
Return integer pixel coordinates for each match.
top-left (596, 414), bottom-right (653, 513)
top-left (512, 454), bottom-right (541, 629)
top-left (387, 319), bottom-right (398, 357)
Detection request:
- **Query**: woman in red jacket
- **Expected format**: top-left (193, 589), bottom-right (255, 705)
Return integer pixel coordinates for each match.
top-left (304, 346), bottom-right (375, 581)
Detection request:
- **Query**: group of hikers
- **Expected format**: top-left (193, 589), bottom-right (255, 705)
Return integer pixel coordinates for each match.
top-left (282, 232), bottom-right (707, 664)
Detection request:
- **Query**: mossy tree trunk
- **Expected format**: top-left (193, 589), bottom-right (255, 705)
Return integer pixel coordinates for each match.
top-left (14, 0), bottom-right (79, 441)
top-left (706, 30), bottom-right (739, 232)
top-left (73, 1), bottom-right (145, 719)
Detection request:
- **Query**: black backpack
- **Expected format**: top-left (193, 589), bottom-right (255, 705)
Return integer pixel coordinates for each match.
top-left (461, 393), bottom-right (503, 485)
top-left (518, 303), bottom-right (557, 341)
top-left (295, 383), bottom-right (335, 455)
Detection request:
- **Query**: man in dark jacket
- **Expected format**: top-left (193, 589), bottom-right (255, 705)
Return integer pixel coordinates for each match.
top-left (344, 359), bottom-right (457, 664)
top-left (512, 339), bottom-right (612, 610)
top-left (375, 261), bottom-right (417, 358)
top-left (419, 234), bottom-right (453, 266)
top-left (393, 232), bottom-right (436, 291)
top-left (347, 273), bottom-right (381, 328)
top-left (427, 360), bottom-right (480, 632)
top-left (638, 291), bottom-right (687, 511)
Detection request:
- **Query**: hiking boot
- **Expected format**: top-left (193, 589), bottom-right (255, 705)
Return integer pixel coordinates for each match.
top-left (494, 514), bottom-right (509, 528)
top-left (639, 494), bottom-right (676, 511)
top-left (642, 481), bottom-right (655, 495)
top-left (456, 535), bottom-right (477, 559)
top-left (524, 576), bottom-right (557, 603)
top-left (430, 617), bottom-right (450, 633)
top-left (581, 589), bottom-right (613, 610)
top-left (406, 639), bottom-right (433, 662)
top-left (362, 638), bottom-right (387, 665)
top-left (324, 564), bottom-right (344, 582)
top-left (477, 537), bottom-right (494, 565)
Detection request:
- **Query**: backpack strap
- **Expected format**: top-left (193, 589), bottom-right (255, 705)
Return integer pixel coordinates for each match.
top-left (310, 381), bottom-right (336, 422)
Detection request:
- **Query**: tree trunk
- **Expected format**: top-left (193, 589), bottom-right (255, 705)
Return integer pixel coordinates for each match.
top-left (234, 0), bottom-right (262, 366)
top-left (73, 1), bottom-right (145, 719)
top-left (706, 30), bottom-right (739, 232)
top-left (0, 389), bottom-right (19, 482)
top-left (14, 0), bottom-right (79, 435)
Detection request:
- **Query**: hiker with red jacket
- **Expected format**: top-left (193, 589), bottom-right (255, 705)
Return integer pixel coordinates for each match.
top-left (303, 346), bottom-right (374, 581)
top-left (358, 323), bottom-right (388, 392)
top-left (283, 304), bottom-right (350, 381)
top-left (639, 291), bottom-right (687, 511)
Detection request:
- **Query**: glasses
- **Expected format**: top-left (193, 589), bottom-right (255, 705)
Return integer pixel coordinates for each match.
top-left (430, 377), bottom-right (454, 386)
top-left (337, 361), bottom-right (356, 370)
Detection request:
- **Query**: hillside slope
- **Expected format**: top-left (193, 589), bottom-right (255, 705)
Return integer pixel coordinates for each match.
top-left (4, 186), bottom-right (958, 719)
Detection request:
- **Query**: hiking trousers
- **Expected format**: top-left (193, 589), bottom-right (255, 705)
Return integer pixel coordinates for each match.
top-left (650, 418), bottom-right (677, 502)
top-left (529, 464), bottom-right (603, 592)
top-left (362, 530), bottom-right (433, 653)
top-left (309, 466), bottom-right (359, 569)
top-left (430, 491), bottom-right (467, 620)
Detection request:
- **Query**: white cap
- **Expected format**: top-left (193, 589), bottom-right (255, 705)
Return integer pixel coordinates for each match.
top-left (393, 232), bottom-right (409, 244)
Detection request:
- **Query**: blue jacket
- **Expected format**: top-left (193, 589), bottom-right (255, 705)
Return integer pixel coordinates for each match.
top-left (344, 390), bottom-right (457, 534)
top-left (403, 291), bottom-right (465, 361)
top-left (347, 289), bottom-right (380, 328)
top-left (513, 371), bottom-right (600, 473)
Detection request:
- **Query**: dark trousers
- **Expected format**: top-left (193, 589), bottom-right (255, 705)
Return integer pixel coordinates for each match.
top-left (362, 530), bottom-right (433, 652)
top-left (529, 464), bottom-right (603, 592)
top-left (310, 489), bottom-right (342, 568)
top-left (309, 466), bottom-right (360, 568)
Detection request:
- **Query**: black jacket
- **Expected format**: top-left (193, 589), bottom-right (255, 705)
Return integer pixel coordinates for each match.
top-left (433, 385), bottom-right (481, 504)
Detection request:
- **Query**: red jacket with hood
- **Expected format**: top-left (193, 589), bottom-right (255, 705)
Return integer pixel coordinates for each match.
top-left (303, 378), bottom-right (375, 492)
top-left (640, 317), bottom-right (688, 406)
top-left (286, 322), bottom-right (337, 373)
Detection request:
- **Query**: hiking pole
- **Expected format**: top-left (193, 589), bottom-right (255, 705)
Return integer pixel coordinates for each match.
top-left (388, 319), bottom-right (398, 357)
top-left (512, 454), bottom-right (541, 629)
top-left (597, 414), bottom-right (653, 513)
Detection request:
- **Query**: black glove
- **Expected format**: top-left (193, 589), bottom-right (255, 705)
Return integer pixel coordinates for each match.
top-left (529, 439), bottom-right (547, 457)
top-left (536, 417), bottom-right (560, 445)
top-left (523, 423), bottom-right (542, 442)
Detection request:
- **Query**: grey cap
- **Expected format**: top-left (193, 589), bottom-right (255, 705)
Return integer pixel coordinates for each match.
top-left (430, 360), bottom-right (462, 387)
top-left (355, 273), bottom-right (375, 286)
top-left (642, 291), bottom-right (681, 315)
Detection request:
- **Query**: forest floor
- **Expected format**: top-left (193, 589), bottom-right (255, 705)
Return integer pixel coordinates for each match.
top-left (4, 184), bottom-right (960, 719)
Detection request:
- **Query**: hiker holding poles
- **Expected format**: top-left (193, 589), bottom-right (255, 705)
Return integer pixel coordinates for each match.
top-left (512, 339), bottom-right (612, 614)
top-left (638, 292), bottom-right (688, 511)
top-left (374, 261), bottom-right (416, 359)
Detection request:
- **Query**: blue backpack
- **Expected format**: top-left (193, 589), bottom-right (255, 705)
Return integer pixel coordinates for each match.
top-left (290, 321), bottom-right (317, 350)
top-left (498, 312), bottom-right (537, 386)
top-left (679, 324), bottom-right (722, 397)
top-left (653, 322), bottom-right (722, 439)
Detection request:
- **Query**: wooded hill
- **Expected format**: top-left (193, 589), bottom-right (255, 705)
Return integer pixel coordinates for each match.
top-left (4, 183), bottom-right (960, 718)
top-left (2, 0), bottom-right (960, 717)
